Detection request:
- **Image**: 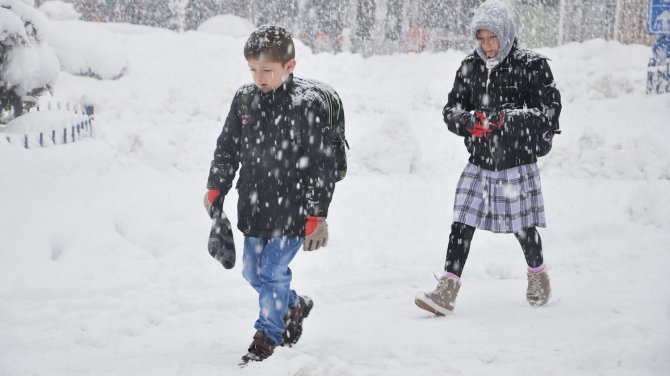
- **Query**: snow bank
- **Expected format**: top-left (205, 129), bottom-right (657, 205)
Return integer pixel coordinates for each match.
top-left (535, 40), bottom-right (670, 180)
top-left (357, 112), bottom-right (422, 174)
top-left (544, 39), bottom-right (650, 102)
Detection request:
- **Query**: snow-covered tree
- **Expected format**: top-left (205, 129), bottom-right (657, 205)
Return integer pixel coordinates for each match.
top-left (0, 0), bottom-right (59, 122)
top-left (38, 0), bottom-right (80, 20)
top-left (251, 0), bottom-right (298, 30)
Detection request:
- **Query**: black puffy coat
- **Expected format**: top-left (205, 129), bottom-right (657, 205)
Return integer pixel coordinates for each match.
top-left (207, 75), bottom-right (337, 237)
top-left (443, 41), bottom-right (562, 171)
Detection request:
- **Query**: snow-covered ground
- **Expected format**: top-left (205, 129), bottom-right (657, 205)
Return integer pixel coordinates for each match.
top-left (1, 19), bottom-right (670, 376)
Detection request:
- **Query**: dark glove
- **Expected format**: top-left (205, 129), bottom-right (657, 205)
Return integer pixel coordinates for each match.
top-left (304, 216), bottom-right (328, 251)
top-left (203, 189), bottom-right (223, 218)
top-left (477, 108), bottom-right (504, 130)
top-left (208, 207), bottom-right (236, 269)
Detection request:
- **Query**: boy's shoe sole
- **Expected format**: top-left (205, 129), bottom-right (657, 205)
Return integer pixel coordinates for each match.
top-left (239, 353), bottom-right (261, 366)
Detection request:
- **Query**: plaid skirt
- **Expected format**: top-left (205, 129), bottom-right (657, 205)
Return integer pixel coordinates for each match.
top-left (453, 163), bottom-right (546, 233)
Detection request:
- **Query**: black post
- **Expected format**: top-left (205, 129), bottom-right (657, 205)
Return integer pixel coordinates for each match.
top-left (84, 105), bottom-right (94, 117)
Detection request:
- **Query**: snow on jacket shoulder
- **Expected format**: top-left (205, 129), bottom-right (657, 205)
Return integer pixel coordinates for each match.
top-left (443, 41), bottom-right (562, 171)
top-left (207, 74), bottom-right (337, 237)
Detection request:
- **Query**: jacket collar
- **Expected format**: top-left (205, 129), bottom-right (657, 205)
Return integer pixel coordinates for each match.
top-left (257, 74), bottom-right (294, 103)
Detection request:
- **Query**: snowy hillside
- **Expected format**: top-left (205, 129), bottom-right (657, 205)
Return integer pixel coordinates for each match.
top-left (1, 19), bottom-right (669, 376)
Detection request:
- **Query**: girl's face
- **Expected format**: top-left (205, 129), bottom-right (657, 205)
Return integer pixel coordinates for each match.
top-left (477, 29), bottom-right (500, 58)
top-left (247, 58), bottom-right (296, 93)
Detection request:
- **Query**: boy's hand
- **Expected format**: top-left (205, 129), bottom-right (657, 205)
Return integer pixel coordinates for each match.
top-left (304, 216), bottom-right (328, 251)
top-left (203, 189), bottom-right (223, 218)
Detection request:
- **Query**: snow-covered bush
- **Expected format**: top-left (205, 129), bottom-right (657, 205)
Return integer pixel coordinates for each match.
top-left (0, 0), bottom-right (59, 122)
top-left (44, 20), bottom-right (128, 80)
top-left (196, 14), bottom-right (255, 38)
top-left (38, 0), bottom-right (80, 21)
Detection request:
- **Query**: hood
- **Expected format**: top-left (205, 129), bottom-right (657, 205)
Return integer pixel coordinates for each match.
top-left (471, 0), bottom-right (516, 62)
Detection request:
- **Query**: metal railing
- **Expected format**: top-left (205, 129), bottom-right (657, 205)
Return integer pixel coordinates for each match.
top-left (2, 102), bottom-right (95, 149)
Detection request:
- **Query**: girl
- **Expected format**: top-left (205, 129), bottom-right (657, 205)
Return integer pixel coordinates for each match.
top-left (415, 0), bottom-right (561, 315)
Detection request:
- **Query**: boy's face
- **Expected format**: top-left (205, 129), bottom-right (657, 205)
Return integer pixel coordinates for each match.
top-left (247, 58), bottom-right (296, 93)
top-left (476, 29), bottom-right (499, 58)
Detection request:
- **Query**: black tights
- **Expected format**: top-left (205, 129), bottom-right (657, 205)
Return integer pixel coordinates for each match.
top-left (444, 222), bottom-right (544, 277)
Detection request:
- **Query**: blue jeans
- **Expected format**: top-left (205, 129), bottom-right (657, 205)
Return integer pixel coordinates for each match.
top-left (242, 236), bottom-right (303, 345)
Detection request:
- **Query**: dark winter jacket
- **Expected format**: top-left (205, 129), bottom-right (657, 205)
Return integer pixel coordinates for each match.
top-left (207, 74), bottom-right (337, 237)
top-left (443, 41), bottom-right (562, 171)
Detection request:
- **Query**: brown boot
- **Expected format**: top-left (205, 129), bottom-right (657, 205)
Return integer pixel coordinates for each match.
top-left (283, 295), bottom-right (314, 347)
top-left (241, 331), bottom-right (276, 364)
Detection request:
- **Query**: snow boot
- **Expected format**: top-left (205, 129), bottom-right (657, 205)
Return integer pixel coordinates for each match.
top-left (415, 275), bottom-right (461, 315)
top-left (526, 269), bottom-right (551, 307)
top-left (240, 331), bottom-right (276, 364)
top-left (282, 295), bottom-right (313, 347)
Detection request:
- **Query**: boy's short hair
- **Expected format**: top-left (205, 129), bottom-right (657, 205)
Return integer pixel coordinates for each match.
top-left (244, 25), bottom-right (295, 65)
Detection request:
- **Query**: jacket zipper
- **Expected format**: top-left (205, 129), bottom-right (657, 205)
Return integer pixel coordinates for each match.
top-left (485, 58), bottom-right (500, 99)
top-left (485, 58), bottom-right (500, 169)
top-left (486, 70), bottom-right (492, 97)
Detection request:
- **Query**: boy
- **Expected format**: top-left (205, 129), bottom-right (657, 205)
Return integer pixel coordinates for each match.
top-left (415, 0), bottom-right (561, 315)
top-left (204, 25), bottom-right (343, 363)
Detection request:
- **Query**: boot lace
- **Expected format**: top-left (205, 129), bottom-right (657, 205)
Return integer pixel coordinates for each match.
top-left (527, 272), bottom-right (543, 296)
top-left (432, 274), bottom-right (453, 296)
